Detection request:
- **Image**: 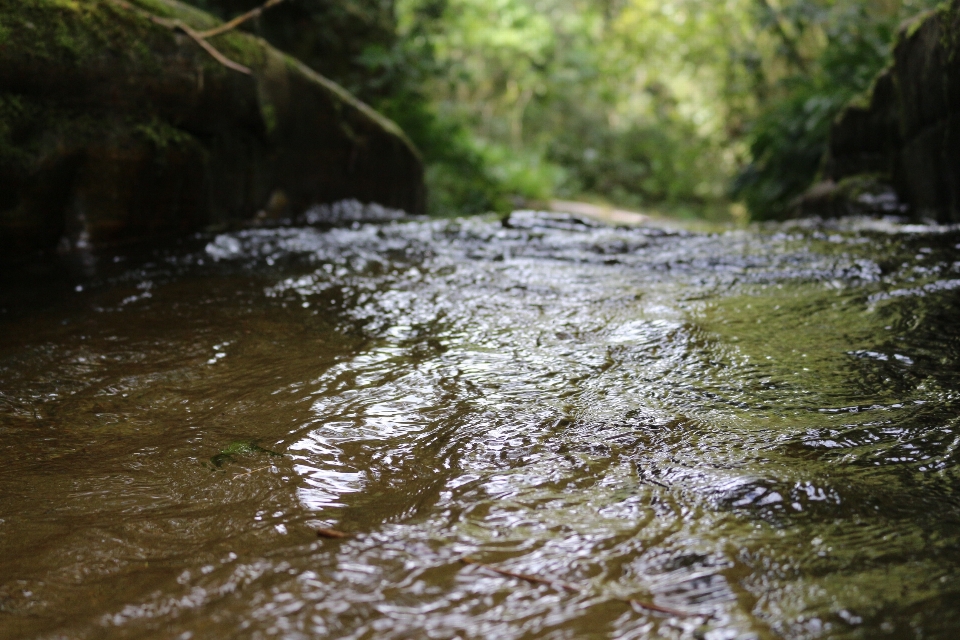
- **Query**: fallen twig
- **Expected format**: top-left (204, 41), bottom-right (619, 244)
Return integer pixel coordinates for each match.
top-left (624, 597), bottom-right (704, 618)
top-left (233, 465), bottom-right (270, 478)
top-left (316, 527), bottom-right (351, 539)
top-left (460, 557), bottom-right (580, 593)
top-left (106, 0), bottom-right (288, 75)
top-left (199, 0), bottom-right (286, 39)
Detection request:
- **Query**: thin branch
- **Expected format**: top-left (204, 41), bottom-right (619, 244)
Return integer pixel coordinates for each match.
top-left (233, 465), bottom-right (270, 478)
top-left (199, 0), bottom-right (286, 39)
top-left (625, 598), bottom-right (703, 618)
top-left (173, 20), bottom-right (252, 75)
top-left (460, 557), bottom-right (581, 593)
top-left (106, 0), bottom-right (253, 75)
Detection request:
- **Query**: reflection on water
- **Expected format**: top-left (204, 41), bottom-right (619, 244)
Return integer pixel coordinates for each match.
top-left (2, 212), bottom-right (960, 639)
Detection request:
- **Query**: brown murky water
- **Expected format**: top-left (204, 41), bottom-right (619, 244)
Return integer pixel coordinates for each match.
top-left (2, 212), bottom-right (960, 639)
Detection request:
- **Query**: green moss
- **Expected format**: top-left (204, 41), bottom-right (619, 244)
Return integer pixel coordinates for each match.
top-left (0, 95), bottom-right (29, 167)
top-left (0, 91), bottom-right (198, 178)
top-left (201, 27), bottom-right (269, 71)
top-left (0, 0), bottom-right (167, 66)
top-left (0, 0), bottom-right (304, 167)
top-left (846, 92), bottom-right (872, 111)
top-left (905, 11), bottom-right (932, 40)
top-left (0, 0), bottom-right (310, 91)
top-left (0, 0), bottom-right (270, 72)
top-left (835, 173), bottom-right (892, 200)
top-left (845, 68), bottom-right (890, 113)
top-left (130, 0), bottom-right (219, 29)
top-left (0, 95), bottom-right (97, 171)
top-left (129, 0), bottom-right (270, 70)
top-left (134, 116), bottom-right (193, 150)
top-left (210, 440), bottom-right (283, 467)
top-left (125, 0), bottom-right (268, 70)
top-left (259, 100), bottom-right (277, 135)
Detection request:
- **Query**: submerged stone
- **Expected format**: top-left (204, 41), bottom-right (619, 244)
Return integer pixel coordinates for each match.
top-left (211, 440), bottom-right (282, 467)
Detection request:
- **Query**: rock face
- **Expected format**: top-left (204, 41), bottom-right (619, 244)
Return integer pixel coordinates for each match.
top-left (0, 0), bottom-right (425, 263)
top-left (823, 1), bottom-right (960, 222)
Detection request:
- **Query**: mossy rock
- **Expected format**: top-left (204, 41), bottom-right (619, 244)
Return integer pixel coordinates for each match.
top-left (793, 175), bottom-right (907, 218)
top-left (0, 0), bottom-right (424, 263)
top-left (824, 0), bottom-right (960, 222)
top-left (188, 0), bottom-right (400, 105)
top-left (211, 439), bottom-right (282, 467)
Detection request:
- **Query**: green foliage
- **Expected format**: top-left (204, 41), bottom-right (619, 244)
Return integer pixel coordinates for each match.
top-left (549, 119), bottom-right (725, 208)
top-left (392, 0), bottom-right (750, 213)
top-left (378, 93), bottom-right (505, 214)
top-left (732, 85), bottom-right (848, 219)
top-left (176, 0), bottom-right (944, 219)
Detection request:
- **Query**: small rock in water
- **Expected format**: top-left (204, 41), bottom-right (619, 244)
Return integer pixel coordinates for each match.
top-left (302, 199), bottom-right (408, 226)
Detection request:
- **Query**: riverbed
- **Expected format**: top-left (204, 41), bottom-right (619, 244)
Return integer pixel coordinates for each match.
top-left (2, 212), bottom-right (959, 639)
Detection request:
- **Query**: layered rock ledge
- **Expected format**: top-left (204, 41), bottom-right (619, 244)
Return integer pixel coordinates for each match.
top-left (0, 0), bottom-right (424, 262)
top-left (817, 0), bottom-right (960, 222)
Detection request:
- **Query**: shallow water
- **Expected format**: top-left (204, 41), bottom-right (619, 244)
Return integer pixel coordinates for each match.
top-left (2, 212), bottom-right (960, 639)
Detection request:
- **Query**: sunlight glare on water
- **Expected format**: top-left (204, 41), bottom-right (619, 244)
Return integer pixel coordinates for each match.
top-left (2, 211), bottom-right (960, 639)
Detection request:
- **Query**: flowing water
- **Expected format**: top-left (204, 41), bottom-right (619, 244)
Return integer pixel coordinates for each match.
top-left (2, 211), bottom-right (960, 639)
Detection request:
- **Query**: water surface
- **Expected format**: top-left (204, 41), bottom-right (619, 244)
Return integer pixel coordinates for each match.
top-left (2, 212), bottom-right (960, 639)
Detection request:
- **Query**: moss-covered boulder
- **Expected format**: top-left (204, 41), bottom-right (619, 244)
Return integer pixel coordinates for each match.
top-left (822, 1), bottom-right (960, 222)
top-left (0, 0), bottom-right (424, 262)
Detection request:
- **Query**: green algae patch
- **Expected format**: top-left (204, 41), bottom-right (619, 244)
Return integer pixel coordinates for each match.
top-left (134, 116), bottom-right (195, 150)
top-left (211, 440), bottom-right (283, 468)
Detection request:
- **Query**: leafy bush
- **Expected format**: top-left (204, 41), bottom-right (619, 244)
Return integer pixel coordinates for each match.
top-left (185, 0), bottom-right (945, 220)
top-left (378, 93), bottom-right (505, 214)
top-left (732, 85), bottom-right (848, 219)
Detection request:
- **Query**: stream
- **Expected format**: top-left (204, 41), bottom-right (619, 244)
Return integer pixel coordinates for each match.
top-left (2, 211), bottom-right (960, 639)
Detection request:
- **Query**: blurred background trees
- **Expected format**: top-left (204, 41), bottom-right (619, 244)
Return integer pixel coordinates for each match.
top-left (191, 0), bottom-right (942, 219)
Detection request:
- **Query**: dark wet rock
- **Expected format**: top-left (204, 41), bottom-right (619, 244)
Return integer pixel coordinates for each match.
top-left (791, 176), bottom-right (907, 219)
top-left (820, 1), bottom-right (960, 222)
top-left (301, 198), bottom-right (408, 226)
top-left (503, 210), bottom-right (605, 232)
top-left (0, 0), bottom-right (424, 264)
